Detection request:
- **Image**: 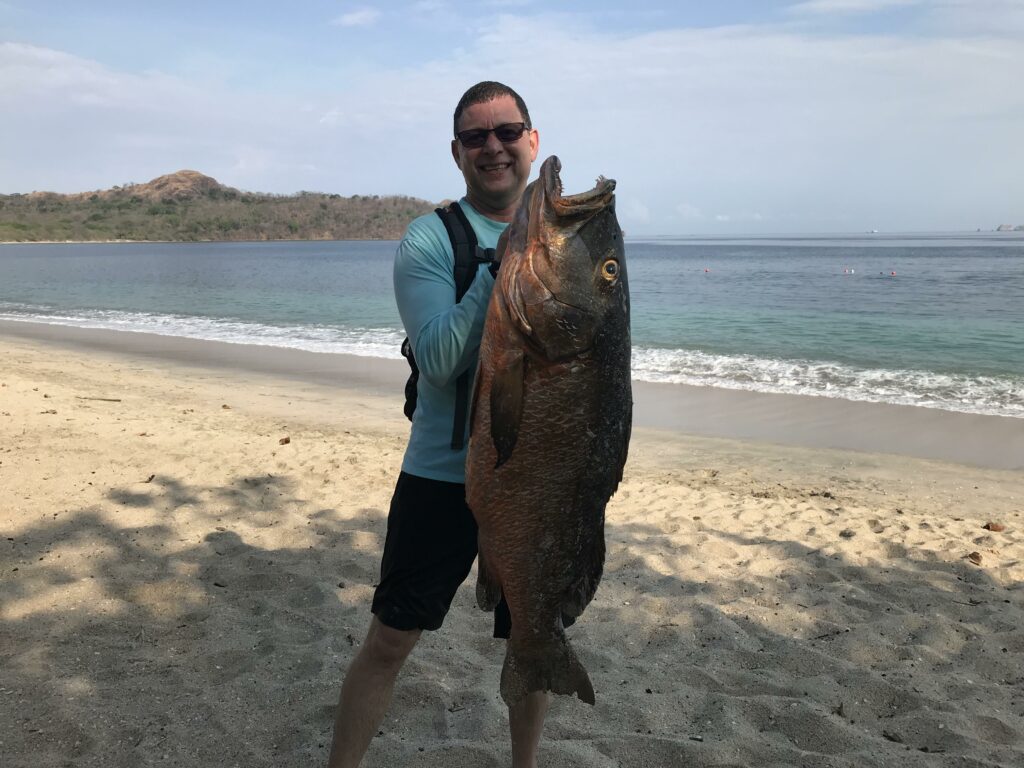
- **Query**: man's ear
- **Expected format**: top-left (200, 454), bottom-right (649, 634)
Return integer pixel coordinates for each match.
top-left (451, 139), bottom-right (462, 169)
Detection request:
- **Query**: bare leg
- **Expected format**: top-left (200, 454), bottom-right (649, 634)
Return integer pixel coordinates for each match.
top-left (509, 691), bottom-right (550, 768)
top-left (326, 617), bottom-right (421, 768)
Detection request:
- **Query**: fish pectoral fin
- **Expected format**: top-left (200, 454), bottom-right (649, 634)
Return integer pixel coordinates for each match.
top-left (475, 547), bottom-right (502, 611)
top-left (490, 350), bottom-right (525, 468)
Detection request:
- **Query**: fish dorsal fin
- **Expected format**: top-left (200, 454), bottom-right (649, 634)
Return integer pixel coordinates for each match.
top-left (490, 349), bottom-right (525, 468)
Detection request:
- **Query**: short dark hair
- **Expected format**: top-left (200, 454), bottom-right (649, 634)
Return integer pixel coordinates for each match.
top-left (453, 81), bottom-right (532, 136)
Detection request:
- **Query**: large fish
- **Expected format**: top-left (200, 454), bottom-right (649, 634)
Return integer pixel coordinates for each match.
top-left (466, 155), bottom-right (632, 707)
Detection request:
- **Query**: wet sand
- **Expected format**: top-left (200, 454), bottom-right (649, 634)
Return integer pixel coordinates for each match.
top-left (3, 319), bottom-right (1021, 469)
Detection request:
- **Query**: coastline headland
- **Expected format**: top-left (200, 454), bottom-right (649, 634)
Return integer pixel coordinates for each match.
top-left (0, 170), bottom-right (439, 242)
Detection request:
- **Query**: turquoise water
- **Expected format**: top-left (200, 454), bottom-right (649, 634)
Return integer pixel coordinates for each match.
top-left (1, 235), bottom-right (1022, 418)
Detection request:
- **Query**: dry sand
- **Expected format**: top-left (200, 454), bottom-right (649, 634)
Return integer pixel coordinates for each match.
top-left (1, 328), bottom-right (1022, 767)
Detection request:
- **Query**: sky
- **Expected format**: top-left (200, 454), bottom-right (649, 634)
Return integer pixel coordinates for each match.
top-left (2, 0), bottom-right (1023, 234)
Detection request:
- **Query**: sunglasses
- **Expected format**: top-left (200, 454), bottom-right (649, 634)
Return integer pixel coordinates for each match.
top-left (455, 122), bottom-right (528, 149)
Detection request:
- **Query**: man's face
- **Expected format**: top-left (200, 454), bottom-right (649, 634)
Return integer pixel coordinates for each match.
top-left (451, 94), bottom-right (539, 219)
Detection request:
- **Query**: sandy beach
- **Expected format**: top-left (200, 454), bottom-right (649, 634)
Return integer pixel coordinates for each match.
top-left (2, 324), bottom-right (1022, 767)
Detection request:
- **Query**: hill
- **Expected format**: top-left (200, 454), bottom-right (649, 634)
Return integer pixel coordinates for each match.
top-left (0, 171), bottom-right (441, 242)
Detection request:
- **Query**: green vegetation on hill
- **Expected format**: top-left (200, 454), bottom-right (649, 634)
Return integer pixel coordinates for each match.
top-left (0, 170), bottom-right (441, 242)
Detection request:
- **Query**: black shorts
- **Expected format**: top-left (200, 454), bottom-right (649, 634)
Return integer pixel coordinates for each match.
top-left (371, 471), bottom-right (512, 637)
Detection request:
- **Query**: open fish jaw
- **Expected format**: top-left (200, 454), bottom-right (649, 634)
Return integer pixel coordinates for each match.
top-left (541, 156), bottom-right (616, 218)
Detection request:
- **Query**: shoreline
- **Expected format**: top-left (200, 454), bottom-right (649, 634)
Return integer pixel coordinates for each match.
top-left (2, 318), bottom-right (1022, 470)
top-left (3, 229), bottom-right (1022, 246)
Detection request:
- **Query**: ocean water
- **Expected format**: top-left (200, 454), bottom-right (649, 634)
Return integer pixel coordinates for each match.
top-left (1, 235), bottom-right (1022, 418)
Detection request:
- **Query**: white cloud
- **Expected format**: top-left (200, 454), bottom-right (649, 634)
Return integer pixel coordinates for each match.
top-left (330, 8), bottom-right (381, 27)
top-left (622, 198), bottom-right (651, 222)
top-left (474, 13), bottom-right (1024, 231)
top-left (712, 211), bottom-right (768, 223)
top-left (319, 108), bottom-right (342, 126)
top-left (3, 8), bottom-right (1024, 232)
top-left (0, 42), bottom-right (342, 194)
top-left (925, 0), bottom-right (1024, 35)
top-left (788, 0), bottom-right (920, 14)
top-left (676, 203), bottom-right (704, 221)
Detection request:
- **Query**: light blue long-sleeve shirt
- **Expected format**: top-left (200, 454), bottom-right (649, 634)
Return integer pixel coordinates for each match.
top-left (394, 198), bottom-right (508, 483)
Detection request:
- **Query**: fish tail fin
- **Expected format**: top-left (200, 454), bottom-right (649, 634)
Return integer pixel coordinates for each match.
top-left (500, 635), bottom-right (595, 707)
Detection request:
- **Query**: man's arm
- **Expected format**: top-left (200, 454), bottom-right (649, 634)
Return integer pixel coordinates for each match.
top-left (394, 232), bottom-right (495, 389)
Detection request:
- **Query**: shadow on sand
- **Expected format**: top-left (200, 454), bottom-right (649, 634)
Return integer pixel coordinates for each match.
top-left (2, 469), bottom-right (1022, 768)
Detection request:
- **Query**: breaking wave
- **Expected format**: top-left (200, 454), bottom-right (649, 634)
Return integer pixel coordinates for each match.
top-left (2, 302), bottom-right (1020, 419)
top-left (631, 347), bottom-right (1024, 419)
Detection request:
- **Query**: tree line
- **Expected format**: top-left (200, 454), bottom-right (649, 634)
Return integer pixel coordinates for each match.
top-left (0, 184), bottom-right (441, 242)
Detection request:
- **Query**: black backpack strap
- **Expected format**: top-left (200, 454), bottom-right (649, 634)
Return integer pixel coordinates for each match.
top-left (400, 336), bottom-right (418, 421)
top-left (437, 202), bottom-right (478, 302)
top-left (434, 201), bottom-right (494, 451)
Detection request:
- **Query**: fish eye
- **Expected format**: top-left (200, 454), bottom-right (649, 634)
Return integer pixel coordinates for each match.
top-left (601, 259), bottom-right (619, 280)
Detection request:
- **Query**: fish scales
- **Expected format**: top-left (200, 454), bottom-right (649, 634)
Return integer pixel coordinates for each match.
top-left (466, 155), bottom-right (632, 707)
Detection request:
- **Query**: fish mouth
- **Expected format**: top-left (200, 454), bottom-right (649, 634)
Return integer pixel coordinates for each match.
top-left (540, 156), bottom-right (615, 217)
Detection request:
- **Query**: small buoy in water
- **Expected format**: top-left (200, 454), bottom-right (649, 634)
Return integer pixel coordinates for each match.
top-left (704, 268), bottom-right (710, 273)
top-left (890, 271), bottom-right (896, 276)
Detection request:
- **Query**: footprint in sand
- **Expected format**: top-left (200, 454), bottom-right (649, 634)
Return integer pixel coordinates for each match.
top-left (271, 610), bottom-right (328, 644)
top-left (280, 652), bottom-right (324, 680)
top-left (198, 649), bottom-right (256, 684)
top-left (232, 572), bottom-right (295, 591)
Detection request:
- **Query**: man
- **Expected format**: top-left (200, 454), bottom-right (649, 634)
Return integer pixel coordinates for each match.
top-left (327, 82), bottom-right (544, 768)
